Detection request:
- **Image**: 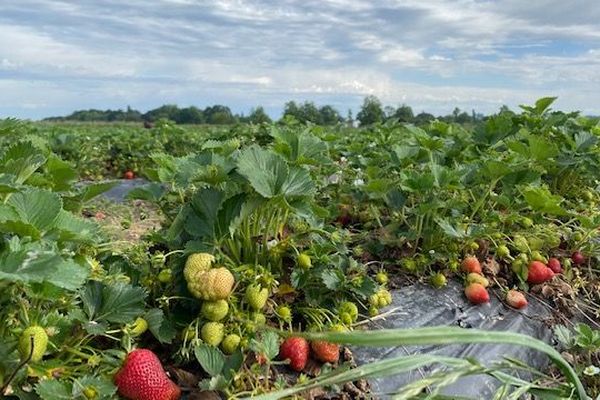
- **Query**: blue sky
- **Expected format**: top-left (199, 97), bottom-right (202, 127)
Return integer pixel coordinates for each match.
top-left (0, 0), bottom-right (599, 119)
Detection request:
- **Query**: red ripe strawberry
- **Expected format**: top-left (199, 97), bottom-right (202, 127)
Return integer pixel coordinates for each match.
top-left (527, 261), bottom-right (552, 284)
top-left (572, 251), bottom-right (585, 265)
top-left (114, 349), bottom-right (180, 400)
top-left (464, 283), bottom-right (489, 304)
top-left (506, 290), bottom-right (527, 309)
top-left (547, 258), bottom-right (562, 274)
top-left (311, 341), bottom-right (340, 363)
top-left (124, 170), bottom-right (135, 180)
top-left (461, 256), bottom-right (482, 274)
top-left (279, 337), bottom-right (309, 372)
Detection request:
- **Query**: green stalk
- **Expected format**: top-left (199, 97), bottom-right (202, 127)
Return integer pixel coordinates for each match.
top-left (298, 327), bottom-right (587, 399)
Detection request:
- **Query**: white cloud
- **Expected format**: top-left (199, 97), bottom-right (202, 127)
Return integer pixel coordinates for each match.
top-left (0, 0), bottom-right (599, 118)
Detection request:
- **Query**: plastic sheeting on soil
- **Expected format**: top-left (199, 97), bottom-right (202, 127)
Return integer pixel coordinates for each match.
top-left (99, 181), bottom-right (557, 398)
top-left (100, 179), bottom-right (149, 202)
top-left (351, 281), bottom-right (554, 399)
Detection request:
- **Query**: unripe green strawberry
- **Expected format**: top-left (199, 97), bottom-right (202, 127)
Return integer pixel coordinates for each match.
top-left (245, 285), bottom-right (269, 310)
top-left (201, 300), bottom-right (229, 321)
top-left (375, 271), bottom-right (389, 285)
top-left (339, 312), bottom-right (353, 325)
top-left (513, 235), bottom-right (529, 252)
top-left (496, 245), bottom-right (510, 259)
top-left (184, 253), bottom-right (215, 281)
top-left (573, 232), bottom-right (584, 242)
top-left (338, 301), bottom-right (359, 322)
top-left (376, 289), bottom-right (392, 307)
top-left (83, 386), bottom-right (98, 399)
top-left (403, 259), bottom-right (417, 272)
top-left (329, 323), bottom-right (348, 332)
top-left (157, 268), bottom-right (172, 283)
top-left (187, 267), bottom-right (235, 300)
top-left (297, 253), bottom-right (312, 269)
top-left (252, 313), bottom-right (266, 325)
top-left (520, 217), bottom-right (533, 228)
top-left (221, 334), bottom-right (241, 354)
top-left (276, 305), bottom-right (292, 322)
top-left (449, 260), bottom-right (460, 271)
top-left (201, 322), bottom-right (225, 346)
top-left (468, 241), bottom-right (479, 250)
top-left (466, 273), bottom-right (489, 288)
top-left (128, 317), bottom-right (149, 336)
top-left (352, 246), bottom-right (364, 257)
top-left (369, 294), bottom-right (379, 307)
top-left (368, 306), bottom-right (379, 317)
top-left (531, 251), bottom-right (547, 263)
top-left (18, 326), bottom-right (48, 362)
top-left (430, 273), bottom-right (447, 288)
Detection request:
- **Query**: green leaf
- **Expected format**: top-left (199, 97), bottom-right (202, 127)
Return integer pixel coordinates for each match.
top-left (522, 186), bottom-right (566, 215)
top-left (435, 218), bottom-right (467, 239)
top-left (55, 210), bottom-right (100, 243)
top-left (45, 155), bottom-right (77, 191)
top-left (81, 281), bottom-right (146, 324)
top-left (0, 141), bottom-right (47, 184)
top-left (127, 182), bottom-right (166, 201)
top-left (195, 344), bottom-right (225, 377)
top-left (534, 97), bottom-right (557, 115)
top-left (237, 145), bottom-right (314, 198)
top-left (145, 308), bottom-right (177, 344)
top-left (320, 269), bottom-right (343, 290)
top-left (528, 135), bottom-right (558, 160)
top-left (36, 380), bottom-right (73, 400)
top-left (6, 188), bottom-right (62, 233)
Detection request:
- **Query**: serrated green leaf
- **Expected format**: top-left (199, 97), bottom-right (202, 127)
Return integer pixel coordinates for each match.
top-left (36, 380), bottom-right (73, 400)
top-left (6, 188), bottom-right (62, 233)
top-left (81, 281), bottom-right (146, 324)
top-left (145, 308), bottom-right (176, 344)
top-left (195, 344), bottom-right (225, 377)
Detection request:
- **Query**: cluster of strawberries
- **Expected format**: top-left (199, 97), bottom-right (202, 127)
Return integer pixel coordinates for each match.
top-left (461, 256), bottom-right (528, 309)
top-left (279, 336), bottom-right (340, 372)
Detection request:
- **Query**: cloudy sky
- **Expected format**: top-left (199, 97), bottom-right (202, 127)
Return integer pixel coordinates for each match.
top-left (1, 0), bottom-right (599, 119)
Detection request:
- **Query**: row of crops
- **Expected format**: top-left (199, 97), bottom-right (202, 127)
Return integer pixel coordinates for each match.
top-left (1, 98), bottom-right (600, 399)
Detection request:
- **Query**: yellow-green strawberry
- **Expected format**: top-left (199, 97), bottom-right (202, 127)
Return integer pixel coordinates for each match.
top-left (245, 284), bottom-right (269, 310)
top-left (128, 317), bottom-right (149, 336)
top-left (201, 322), bottom-right (225, 346)
top-left (187, 267), bottom-right (234, 300)
top-left (297, 253), bottom-right (312, 269)
top-left (184, 253), bottom-right (215, 279)
top-left (466, 273), bottom-right (489, 288)
top-left (368, 306), bottom-right (379, 317)
top-left (201, 300), bottom-right (229, 321)
top-left (157, 268), bottom-right (172, 283)
top-left (375, 271), bottom-right (389, 285)
top-left (276, 305), bottom-right (292, 322)
top-left (430, 273), bottom-right (447, 288)
top-left (496, 245), bottom-right (510, 259)
top-left (339, 312), bottom-right (353, 325)
top-left (221, 334), bottom-right (241, 354)
top-left (338, 301), bottom-right (358, 322)
top-left (252, 312), bottom-right (266, 325)
top-left (18, 326), bottom-right (48, 362)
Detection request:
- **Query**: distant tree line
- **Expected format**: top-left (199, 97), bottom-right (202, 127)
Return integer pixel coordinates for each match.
top-left (44, 96), bottom-right (486, 126)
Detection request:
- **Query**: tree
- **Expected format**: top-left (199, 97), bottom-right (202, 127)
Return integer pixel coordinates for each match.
top-left (248, 106), bottom-right (272, 124)
top-left (414, 112), bottom-right (435, 125)
top-left (356, 95), bottom-right (384, 126)
top-left (393, 105), bottom-right (414, 123)
top-left (319, 105), bottom-right (342, 125)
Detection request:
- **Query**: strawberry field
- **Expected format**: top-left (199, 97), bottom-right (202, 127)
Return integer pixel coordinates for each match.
top-left (2, 98), bottom-right (600, 399)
